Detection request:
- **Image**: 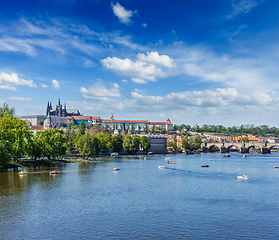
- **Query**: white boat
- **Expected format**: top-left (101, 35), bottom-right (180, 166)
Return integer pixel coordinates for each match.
top-left (148, 151), bottom-right (153, 155)
top-left (165, 157), bottom-right (170, 160)
top-left (158, 165), bottom-right (165, 168)
top-left (18, 171), bottom-right (27, 175)
top-left (237, 175), bottom-right (250, 179)
top-left (111, 152), bottom-right (119, 157)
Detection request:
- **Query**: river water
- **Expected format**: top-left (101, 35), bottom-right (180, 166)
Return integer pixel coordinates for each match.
top-left (1, 153), bottom-right (279, 239)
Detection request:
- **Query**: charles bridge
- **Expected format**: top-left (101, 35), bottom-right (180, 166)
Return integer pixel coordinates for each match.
top-left (201, 142), bottom-right (279, 154)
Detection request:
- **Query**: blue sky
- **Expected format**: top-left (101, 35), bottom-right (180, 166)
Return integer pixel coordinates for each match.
top-left (1, 0), bottom-right (279, 126)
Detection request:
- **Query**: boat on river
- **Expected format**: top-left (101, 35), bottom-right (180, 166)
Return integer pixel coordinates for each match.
top-left (275, 166), bottom-right (279, 168)
top-left (111, 152), bottom-right (119, 157)
top-left (49, 170), bottom-right (60, 175)
top-left (237, 175), bottom-right (250, 179)
top-left (201, 165), bottom-right (209, 168)
top-left (167, 161), bottom-right (175, 164)
top-left (158, 165), bottom-right (165, 168)
top-left (113, 167), bottom-right (119, 171)
top-left (18, 171), bottom-right (27, 175)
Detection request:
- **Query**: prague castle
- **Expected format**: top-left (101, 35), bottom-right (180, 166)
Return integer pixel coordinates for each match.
top-left (18, 98), bottom-right (173, 132)
top-left (46, 98), bottom-right (80, 117)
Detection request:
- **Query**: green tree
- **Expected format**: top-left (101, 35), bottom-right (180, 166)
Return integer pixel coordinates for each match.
top-left (0, 116), bottom-right (31, 162)
top-left (67, 121), bottom-right (76, 130)
top-left (123, 133), bottom-right (133, 153)
top-left (111, 134), bottom-right (123, 153)
top-left (81, 132), bottom-right (91, 157)
top-left (0, 103), bottom-right (15, 117)
top-left (39, 129), bottom-right (66, 159)
top-left (173, 135), bottom-right (177, 150)
top-left (140, 135), bottom-right (150, 151)
top-left (132, 135), bottom-right (141, 152)
top-left (0, 140), bottom-right (12, 167)
top-left (90, 135), bottom-right (100, 155)
top-left (194, 135), bottom-right (202, 149)
top-left (182, 137), bottom-right (190, 150)
top-left (79, 121), bottom-right (86, 135)
top-left (97, 133), bottom-right (112, 153)
top-left (38, 120), bottom-right (44, 126)
top-left (26, 133), bottom-right (42, 160)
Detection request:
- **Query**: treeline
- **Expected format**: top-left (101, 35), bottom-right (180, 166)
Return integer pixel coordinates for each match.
top-left (0, 104), bottom-right (150, 167)
top-left (174, 124), bottom-right (279, 137)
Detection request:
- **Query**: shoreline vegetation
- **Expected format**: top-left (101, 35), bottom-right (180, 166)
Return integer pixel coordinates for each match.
top-left (1, 103), bottom-right (279, 170)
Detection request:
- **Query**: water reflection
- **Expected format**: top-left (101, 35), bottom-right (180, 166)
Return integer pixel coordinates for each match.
top-left (1, 153), bottom-right (279, 239)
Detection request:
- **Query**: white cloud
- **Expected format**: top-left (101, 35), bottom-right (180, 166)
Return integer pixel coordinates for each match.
top-left (0, 72), bottom-right (37, 91)
top-left (80, 82), bottom-right (121, 100)
top-left (137, 51), bottom-right (175, 68)
top-left (41, 83), bottom-right (48, 88)
top-left (122, 79), bottom-right (128, 83)
top-left (9, 96), bottom-right (32, 101)
top-left (229, 0), bottom-right (263, 18)
top-left (52, 79), bottom-right (60, 89)
top-left (141, 23), bottom-right (147, 28)
top-left (131, 78), bottom-right (147, 84)
top-left (131, 88), bottom-right (274, 109)
top-left (101, 56), bottom-right (165, 83)
top-left (112, 83), bottom-right (120, 88)
top-left (84, 59), bottom-right (95, 68)
top-left (111, 2), bottom-right (137, 24)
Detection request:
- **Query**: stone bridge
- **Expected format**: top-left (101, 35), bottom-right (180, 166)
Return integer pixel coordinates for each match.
top-left (201, 142), bottom-right (279, 154)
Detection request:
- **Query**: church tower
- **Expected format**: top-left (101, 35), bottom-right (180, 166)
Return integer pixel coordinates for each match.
top-left (46, 101), bottom-right (50, 116)
top-left (56, 98), bottom-right (62, 117)
top-left (62, 102), bottom-right (67, 117)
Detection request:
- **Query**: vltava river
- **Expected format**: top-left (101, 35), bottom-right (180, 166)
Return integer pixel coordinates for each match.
top-left (1, 153), bottom-right (279, 239)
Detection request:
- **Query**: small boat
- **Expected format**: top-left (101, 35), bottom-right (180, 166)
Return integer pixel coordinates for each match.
top-left (167, 161), bottom-right (175, 164)
top-left (111, 152), bottom-right (119, 157)
top-left (18, 171), bottom-right (27, 175)
top-left (209, 158), bottom-right (215, 161)
top-left (49, 170), bottom-right (60, 174)
top-left (275, 166), bottom-right (279, 168)
top-left (201, 165), bottom-right (209, 168)
top-left (224, 154), bottom-right (231, 157)
top-left (165, 157), bottom-right (170, 160)
top-left (243, 155), bottom-right (247, 158)
top-left (148, 151), bottom-right (153, 155)
top-left (158, 165), bottom-right (165, 168)
top-left (237, 175), bottom-right (250, 179)
top-left (113, 167), bottom-right (119, 171)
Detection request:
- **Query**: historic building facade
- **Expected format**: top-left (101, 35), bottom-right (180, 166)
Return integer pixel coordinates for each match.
top-left (102, 114), bottom-right (149, 132)
top-left (46, 98), bottom-right (80, 117)
top-left (149, 118), bottom-right (174, 131)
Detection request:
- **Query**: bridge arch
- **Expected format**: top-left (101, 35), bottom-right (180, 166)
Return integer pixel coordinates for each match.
top-left (208, 144), bottom-right (220, 152)
top-left (268, 145), bottom-right (278, 151)
top-left (227, 145), bottom-right (240, 152)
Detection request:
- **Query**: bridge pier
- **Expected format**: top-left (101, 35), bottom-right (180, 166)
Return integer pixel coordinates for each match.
top-left (202, 147), bottom-right (208, 153)
top-left (261, 147), bottom-right (270, 154)
top-left (220, 146), bottom-right (229, 153)
top-left (240, 147), bottom-right (249, 153)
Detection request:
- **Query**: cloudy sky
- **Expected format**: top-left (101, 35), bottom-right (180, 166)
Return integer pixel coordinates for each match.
top-left (1, 0), bottom-right (279, 126)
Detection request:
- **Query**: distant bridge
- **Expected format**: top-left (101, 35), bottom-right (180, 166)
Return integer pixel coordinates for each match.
top-left (201, 142), bottom-right (279, 154)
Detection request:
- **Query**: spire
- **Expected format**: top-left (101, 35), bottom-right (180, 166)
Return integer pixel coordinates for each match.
top-left (50, 102), bottom-right (52, 110)
top-left (64, 102), bottom-right (66, 110)
top-left (46, 101), bottom-right (50, 115)
top-left (57, 98), bottom-right (61, 107)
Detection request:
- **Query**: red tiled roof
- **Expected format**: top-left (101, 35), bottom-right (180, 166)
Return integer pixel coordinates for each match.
top-left (60, 116), bottom-right (101, 120)
top-left (31, 126), bottom-right (44, 131)
top-left (102, 120), bottom-right (149, 123)
top-left (150, 122), bottom-right (173, 125)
